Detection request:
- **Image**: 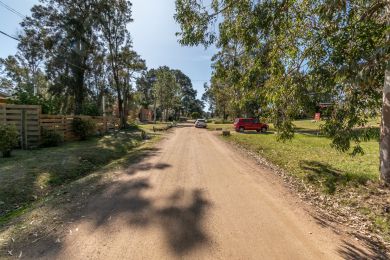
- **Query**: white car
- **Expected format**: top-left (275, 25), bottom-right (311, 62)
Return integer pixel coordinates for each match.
top-left (195, 119), bottom-right (207, 128)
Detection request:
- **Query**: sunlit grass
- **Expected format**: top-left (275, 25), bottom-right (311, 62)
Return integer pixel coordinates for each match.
top-left (223, 120), bottom-right (380, 193)
top-left (0, 130), bottom-right (144, 217)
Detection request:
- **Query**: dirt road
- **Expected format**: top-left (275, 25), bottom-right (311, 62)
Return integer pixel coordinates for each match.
top-left (24, 126), bottom-right (375, 259)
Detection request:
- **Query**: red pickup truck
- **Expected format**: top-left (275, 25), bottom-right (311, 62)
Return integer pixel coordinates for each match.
top-left (234, 118), bottom-right (269, 133)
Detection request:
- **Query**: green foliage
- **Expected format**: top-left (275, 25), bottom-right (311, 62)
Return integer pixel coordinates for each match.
top-left (11, 91), bottom-right (61, 114)
top-left (174, 0), bottom-right (387, 156)
top-left (72, 118), bottom-right (96, 141)
top-left (40, 129), bottom-right (64, 147)
top-left (137, 67), bottom-right (204, 121)
top-left (0, 124), bottom-right (19, 158)
top-left (82, 102), bottom-right (101, 116)
top-left (191, 112), bottom-right (201, 119)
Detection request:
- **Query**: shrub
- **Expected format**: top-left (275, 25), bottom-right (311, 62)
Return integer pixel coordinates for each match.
top-left (0, 124), bottom-right (19, 157)
top-left (72, 117), bottom-right (96, 140)
top-left (41, 129), bottom-right (64, 147)
top-left (191, 112), bottom-right (201, 119)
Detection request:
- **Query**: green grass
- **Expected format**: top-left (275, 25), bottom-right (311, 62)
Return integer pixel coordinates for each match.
top-left (291, 120), bottom-right (323, 132)
top-left (207, 122), bottom-right (235, 131)
top-left (223, 120), bottom-right (379, 194)
top-left (138, 122), bottom-right (174, 132)
top-left (0, 130), bottom-right (146, 218)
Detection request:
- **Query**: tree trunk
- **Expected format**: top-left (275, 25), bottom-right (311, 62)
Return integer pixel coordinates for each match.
top-left (380, 66), bottom-right (390, 184)
top-left (123, 85), bottom-right (129, 124)
top-left (116, 85), bottom-right (126, 129)
top-left (72, 41), bottom-right (86, 115)
top-left (118, 97), bottom-right (127, 129)
top-left (153, 98), bottom-right (157, 124)
top-left (74, 69), bottom-right (85, 115)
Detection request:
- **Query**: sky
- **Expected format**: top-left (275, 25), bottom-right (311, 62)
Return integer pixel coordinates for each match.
top-left (0, 0), bottom-right (216, 99)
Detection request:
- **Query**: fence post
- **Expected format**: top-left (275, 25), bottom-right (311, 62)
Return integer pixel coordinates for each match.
top-left (20, 109), bottom-right (27, 149)
top-left (38, 106), bottom-right (42, 144)
top-left (1, 104), bottom-right (5, 124)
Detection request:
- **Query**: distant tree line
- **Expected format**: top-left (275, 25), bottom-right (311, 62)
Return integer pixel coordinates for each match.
top-left (136, 66), bottom-right (204, 122)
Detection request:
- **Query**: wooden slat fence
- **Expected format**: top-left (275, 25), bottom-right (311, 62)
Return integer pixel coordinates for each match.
top-left (0, 104), bottom-right (119, 149)
top-left (39, 115), bottom-right (119, 141)
top-left (0, 104), bottom-right (41, 149)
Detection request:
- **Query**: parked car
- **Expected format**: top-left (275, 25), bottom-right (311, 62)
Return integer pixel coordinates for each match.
top-left (234, 118), bottom-right (268, 133)
top-left (195, 119), bottom-right (207, 128)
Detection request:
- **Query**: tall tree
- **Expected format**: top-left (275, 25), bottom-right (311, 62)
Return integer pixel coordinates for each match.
top-left (136, 69), bottom-right (157, 108)
top-left (152, 67), bottom-right (179, 122)
top-left (21, 0), bottom-right (100, 114)
top-left (98, 0), bottom-right (143, 128)
top-left (175, 0), bottom-right (389, 183)
top-left (138, 67), bottom-right (203, 121)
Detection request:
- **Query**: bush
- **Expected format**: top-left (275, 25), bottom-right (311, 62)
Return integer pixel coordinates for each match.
top-left (191, 112), bottom-right (201, 119)
top-left (41, 129), bottom-right (64, 147)
top-left (11, 91), bottom-right (62, 114)
top-left (72, 117), bottom-right (96, 140)
top-left (0, 124), bottom-right (19, 157)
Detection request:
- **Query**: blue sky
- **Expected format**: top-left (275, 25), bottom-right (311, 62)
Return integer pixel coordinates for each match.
top-left (0, 0), bottom-right (215, 99)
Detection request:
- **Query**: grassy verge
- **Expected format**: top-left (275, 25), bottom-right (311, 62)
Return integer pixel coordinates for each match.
top-left (219, 120), bottom-right (389, 244)
top-left (0, 130), bottom-right (164, 256)
top-left (0, 125), bottom-right (162, 223)
top-left (226, 130), bottom-right (378, 193)
top-left (138, 122), bottom-right (173, 132)
top-left (207, 122), bottom-right (235, 131)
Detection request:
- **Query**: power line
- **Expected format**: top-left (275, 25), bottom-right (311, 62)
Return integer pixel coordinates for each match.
top-left (0, 0), bottom-right (25, 18)
top-left (0, 28), bottom-right (87, 71)
top-left (0, 1), bottom-right (86, 71)
top-left (0, 30), bottom-right (19, 41)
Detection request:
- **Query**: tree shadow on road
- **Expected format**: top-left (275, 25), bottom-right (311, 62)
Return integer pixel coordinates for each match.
top-left (157, 188), bottom-right (211, 255)
top-left (9, 146), bottom-right (212, 259)
top-left (309, 213), bottom-right (389, 259)
top-left (337, 234), bottom-right (389, 260)
top-left (81, 179), bottom-right (212, 257)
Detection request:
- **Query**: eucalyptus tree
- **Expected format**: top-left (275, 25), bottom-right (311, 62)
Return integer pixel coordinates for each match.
top-left (175, 0), bottom-right (390, 183)
top-left (309, 1), bottom-right (389, 181)
top-left (98, 0), bottom-right (147, 128)
top-left (20, 0), bottom-right (101, 115)
top-left (152, 67), bottom-right (180, 122)
top-left (172, 69), bottom-right (201, 117)
top-left (118, 45), bottom-right (146, 125)
top-left (136, 69), bottom-right (157, 109)
top-left (138, 67), bottom-right (203, 121)
top-left (202, 83), bottom-right (216, 116)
